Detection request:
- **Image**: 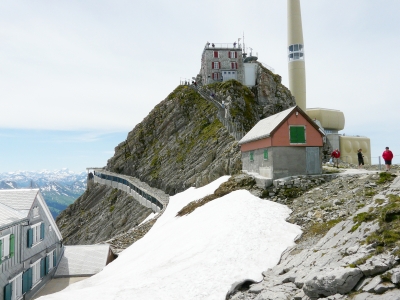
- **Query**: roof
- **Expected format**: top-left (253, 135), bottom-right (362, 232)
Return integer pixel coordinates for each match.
top-left (0, 189), bottom-right (63, 240)
top-left (0, 189), bottom-right (39, 211)
top-left (239, 107), bottom-right (296, 145)
top-left (0, 202), bottom-right (26, 227)
top-left (54, 245), bottom-right (111, 277)
top-left (238, 106), bottom-right (325, 145)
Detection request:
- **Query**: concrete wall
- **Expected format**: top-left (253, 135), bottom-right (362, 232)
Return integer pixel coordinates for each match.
top-left (242, 146), bottom-right (321, 180)
top-left (242, 147), bottom-right (273, 178)
top-left (244, 63), bottom-right (257, 86)
top-left (339, 135), bottom-right (371, 165)
top-left (92, 170), bottom-right (168, 213)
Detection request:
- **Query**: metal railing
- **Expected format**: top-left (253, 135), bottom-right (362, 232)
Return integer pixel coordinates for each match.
top-left (90, 169), bottom-right (169, 213)
top-left (188, 85), bottom-right (246, 141)
top-left (204, 42), bottom-right (242, 50)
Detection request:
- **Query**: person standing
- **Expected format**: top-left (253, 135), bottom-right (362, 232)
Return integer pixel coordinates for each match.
top-left (382, 147), bottom-right (394, 171)
top-left (357, 149), bottom-right (364, 169)
top-left (331, 149), bottom-right (341, 168)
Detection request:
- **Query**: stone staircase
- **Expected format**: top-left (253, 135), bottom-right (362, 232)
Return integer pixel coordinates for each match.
top-left (189, 84), bottom-right (246, 141)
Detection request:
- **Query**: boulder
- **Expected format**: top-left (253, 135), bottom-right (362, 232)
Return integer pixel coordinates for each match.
top-left (302, 267), bottom-right (363, 297)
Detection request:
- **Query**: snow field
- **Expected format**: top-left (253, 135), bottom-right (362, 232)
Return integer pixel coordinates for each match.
top-left (39, 176), bottom-right (301, 300)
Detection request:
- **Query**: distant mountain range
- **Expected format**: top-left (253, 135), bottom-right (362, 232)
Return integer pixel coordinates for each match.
top-left (0, 169), bottom-right (86, 218)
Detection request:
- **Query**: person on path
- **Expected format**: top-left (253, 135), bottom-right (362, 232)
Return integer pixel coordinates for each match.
top-left (331, 149), bottom-right (341, 168)
top-left (382, 147), bottom-right (394, 171)
top-left (357, 149), bottom-right (364, 169)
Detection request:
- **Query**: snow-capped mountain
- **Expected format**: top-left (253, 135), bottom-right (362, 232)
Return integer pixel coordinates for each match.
top-left (0, 169), bottom-right (87, 218)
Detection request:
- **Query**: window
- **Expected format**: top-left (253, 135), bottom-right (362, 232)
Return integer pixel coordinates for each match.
top-left (250, 151), bottom-right (254, 162)
top-left (212, 72), bottom-right (220, 80)
top-left (212, 62), bottom-right (220, 69)
top-left (27, 223), bottom-right (45, 248)
top-left (290, 126), bottom-right (306, 144)
top-left (31, 259), bottom-right (41, 287)
top-left (228, 51), bottom-right (237, 58)
top-left (288, 44), bottom-right (304, 61)
top-left (264, 149), bottom-right (269, 160)
top-left (47, 250), bottom-right (55, 272)
top-left (0, 234), bottom-right (15, 262)
top-left (231, 62), bottom-right (238, 69)
top-left (213, 51), bottom-right (219, 58)
top-left (5, 273), bottom-right (23, 300)
top-left (32, 206), bottom-right (39, 218)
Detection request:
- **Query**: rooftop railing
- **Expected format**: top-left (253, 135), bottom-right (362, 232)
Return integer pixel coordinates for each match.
top-left (204, 43), bottom-right (242, 50)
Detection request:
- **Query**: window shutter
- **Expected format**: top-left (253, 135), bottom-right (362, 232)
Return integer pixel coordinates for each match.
top-left (40, 223), bottom-right (45, 240)
top-left (235, 52), bottom-right (238, 58)
top-left (250, 151), bottom-right (254, 162)
top-left (228, 51), bottom-right (231, 58)
top-left (45, 256), bottom-right (50, 275)
top-left (4, 283), bottom-right (12, 300)
top-left (0, 239), bottom-right (2, 263)
top-left (22, 269), bottom-right (31, 294)
top-left (218, 62), bottom-right (221, 69)
top-left (27, 268), bottom-right (32, 291)
top-left (264, 149), bottom-right (269, 160)
top-left (40, 258), bottom-right (46, 278)
top-left (53, 251), bottom-right (56, 267)
top-left (10, 234), bottom-right (15, 258)
top-left (27, 228), bottom-right (33, 248)
top-left (290, 126), bottom-right (306, 143)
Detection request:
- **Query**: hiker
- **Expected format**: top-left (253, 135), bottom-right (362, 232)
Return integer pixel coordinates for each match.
top-left (331, 149), bottom-right (341, 169)
top-left (357, 149), bottom-right (364, 169)
top-left (382, 147), bottom-right (394, 171)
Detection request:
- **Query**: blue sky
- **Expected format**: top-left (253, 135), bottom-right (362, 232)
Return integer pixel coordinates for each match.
top-left (1, 0), bottom-right (399, 172)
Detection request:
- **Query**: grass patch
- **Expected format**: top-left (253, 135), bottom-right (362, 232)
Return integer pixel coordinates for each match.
top-left (359, 194), bottom-right (400, 255)
top-left (348, 254), bottom-right (373, 268)
top-left (350, 211), bottom-right (377, 232)
top-left (364, 189), bottom-right (376, 197)
top-left (375, 198), bottom-right (385, 205)
top-left (308, 218), bottom-right (343, 236)
top-left (376, 172), bottom-right (396, 184)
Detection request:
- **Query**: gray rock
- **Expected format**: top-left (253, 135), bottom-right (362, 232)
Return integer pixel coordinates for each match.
top-left (390, 267), bottom-right (400, 284)
top-left (374, 282), bottom-right (396, 294)
top-left (359, 254), bottom-right (396, 276)
top-left (303, 267), bottom-right (363, 297)
top-left (353, 289), bottom-right (400, 299)
top-left (362, 275), bottom-right (382, 292)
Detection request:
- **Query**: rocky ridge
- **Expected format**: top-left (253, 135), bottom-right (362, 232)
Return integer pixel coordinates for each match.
top-left (56, 183), bottom-right (152, 245)
top-left (228, 169), bottom-right (400, 299)
top-left (106, 66), bottom-right (295, 196)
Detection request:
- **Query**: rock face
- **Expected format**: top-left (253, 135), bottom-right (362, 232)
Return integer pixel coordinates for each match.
top-left (107, 70), bottom-right (295, 196)
top-left (228, 173), bottom-right (400, 299)
top-left (58, 69), bottom-right (295, 245)
top-left (56, 183), bottom-right (152, 245)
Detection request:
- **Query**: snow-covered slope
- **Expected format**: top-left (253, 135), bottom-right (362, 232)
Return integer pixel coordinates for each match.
top-left (39, 176), bottom-right (301, 300)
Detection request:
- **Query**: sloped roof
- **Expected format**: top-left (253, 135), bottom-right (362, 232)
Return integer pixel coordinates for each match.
top-left (0, 202), bottom-right (26, 227)
top-left (0, 189), bottom-right (39, 211)
top-left (55, 245), bottom-right (111, 277)
top-left (239, 107), bottom-right (296, 145)
top-left (0, 189), bottom-right (63, 240)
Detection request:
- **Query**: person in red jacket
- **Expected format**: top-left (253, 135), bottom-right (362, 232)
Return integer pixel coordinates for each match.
top-left (382, 146), bottom-right (394, 171)
top-left (331, 149), bottom-right (341, 168)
